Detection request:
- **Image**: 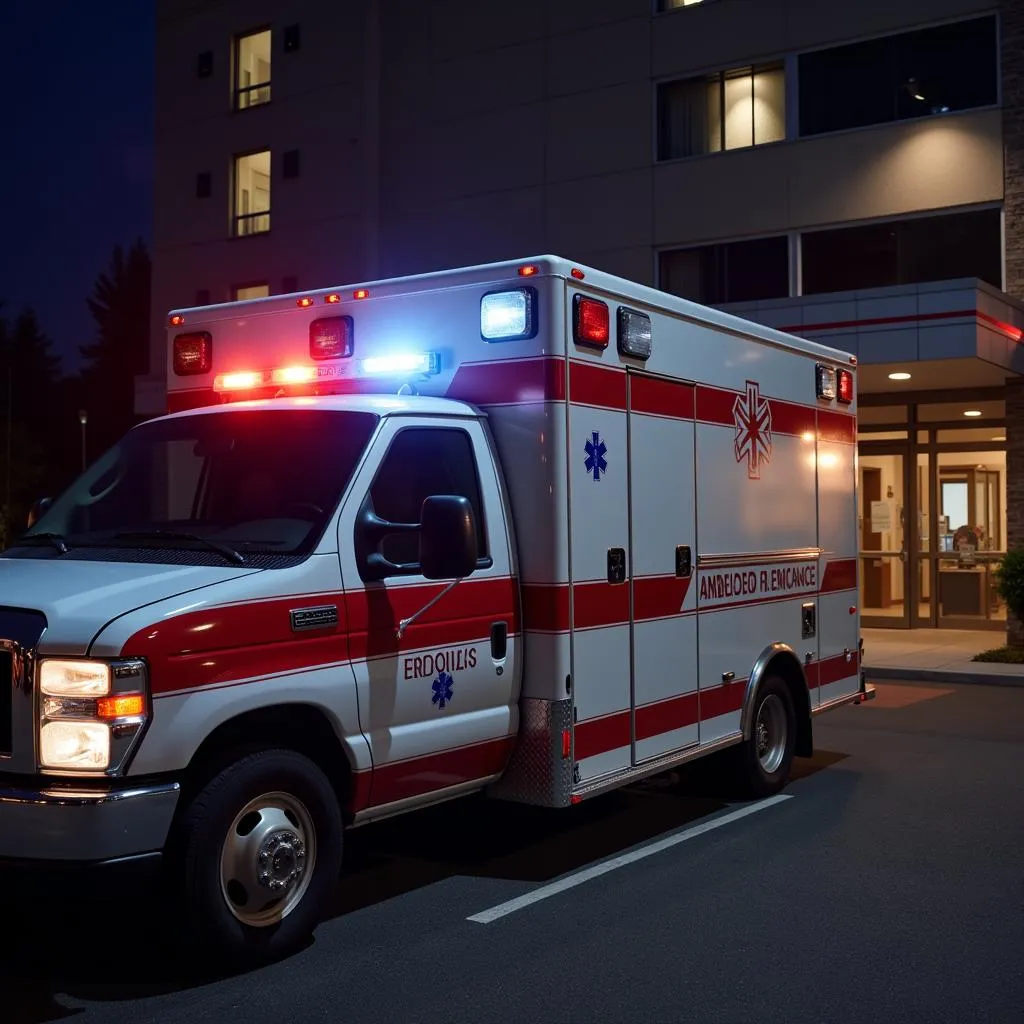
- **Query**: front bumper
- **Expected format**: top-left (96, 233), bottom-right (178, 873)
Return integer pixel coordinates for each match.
top-left (0, 778), bottom-right (180, 862)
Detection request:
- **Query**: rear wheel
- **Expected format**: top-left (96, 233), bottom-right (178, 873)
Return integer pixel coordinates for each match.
top-left (731, 675), bottom-right (795, 799)
top-left (171, 748), bottom-right (343, 968)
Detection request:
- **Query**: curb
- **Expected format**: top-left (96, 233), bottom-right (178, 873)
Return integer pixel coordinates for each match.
top-left (863, 665), bottom-right (1024, 688)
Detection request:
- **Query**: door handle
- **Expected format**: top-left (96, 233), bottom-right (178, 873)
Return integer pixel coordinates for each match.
top-left (491, 621), bottom-right (507, 661)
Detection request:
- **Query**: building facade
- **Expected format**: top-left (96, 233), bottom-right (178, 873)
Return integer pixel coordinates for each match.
top-left (145, 0), bottom-right (1024, 634)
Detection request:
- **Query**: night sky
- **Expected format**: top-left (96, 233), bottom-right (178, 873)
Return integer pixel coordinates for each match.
top-left (0, 3), bottom-right (155, 372)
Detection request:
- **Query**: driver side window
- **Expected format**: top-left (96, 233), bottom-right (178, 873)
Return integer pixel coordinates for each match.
top-left (369, 427), bottom-right (487, 569)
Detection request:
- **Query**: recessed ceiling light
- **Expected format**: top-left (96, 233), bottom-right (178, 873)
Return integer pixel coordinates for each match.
top-left (888, 371), bottom-right (911, 380)
top-left (964, 410), bottom-right (982, 417)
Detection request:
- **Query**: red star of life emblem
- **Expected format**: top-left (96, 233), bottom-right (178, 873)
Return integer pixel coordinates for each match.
top-left (733, 380), bottom-right (772, 480)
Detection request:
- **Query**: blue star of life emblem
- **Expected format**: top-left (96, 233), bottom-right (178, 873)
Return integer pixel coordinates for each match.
top-left (584, 431), bottom-right (608, 481)
top-left (432, 671), bottom-right (454, 709)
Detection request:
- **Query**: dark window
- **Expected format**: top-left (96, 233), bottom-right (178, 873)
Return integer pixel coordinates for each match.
top-left (196, 172), bottom-right (211, 199)
top-left (197, 51), bottom-right (213, 78)
top-left (283, 24), bottom-right (301, 53)
top-left (281, 275), bottom-right (298, 293)
top-left (369, 428), bottom-right (487, 568)
top-left (658, 63), bottom-right (785, 160)
top-left (801, 208), bottom-right (1002, 295)
top-left (195, 288), bottom-right (210, 305)
top-left (798, 16), bottom-right (998, 137)
top-left (659, 236), bottom-right (789, 304)
top-left (282, 149), bottom-right (300, 179)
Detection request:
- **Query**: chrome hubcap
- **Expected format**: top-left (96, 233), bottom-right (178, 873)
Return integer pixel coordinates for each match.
top-left (220, 791), bottom-right (317, 927)
top-left (755, 693), bottom-right (787, 774)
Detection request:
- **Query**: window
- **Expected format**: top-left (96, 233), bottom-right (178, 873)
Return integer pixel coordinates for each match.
top-left (801, 208), bottom-right (1001, 295)
top-left (657, 0), bottom-right (714, 9)
top-left (233, 283), bottom-right (270, 300)
top-left (281, 275), bottom-right (298, 293)
top-left (233, 151), bottom-right (270, 236)
top-left (368, 428), bottom-right (487, 569)
top-left (282, 149), bottom-right (300, 179)
top-left (234, 29), bottom-right (271, 110)
top-left (798, 16), bottom-right (997, 137)
top-left (196, 172), bottom-right (211, 199)
top-left (195, 288), bottom-right (210, 305)
top-left (283, 24), bottom-right (301, 53)
top-left (658, 63), bottom-right (785, 160)
top-left (197, 51), bottom-right (213, 78)
top-left (20, 410), bottom-right (379, 564)
top-left (659, 235), bottom-right (789, 304)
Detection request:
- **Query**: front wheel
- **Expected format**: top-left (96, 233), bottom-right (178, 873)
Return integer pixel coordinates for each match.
top-left (172, 749), bottom-right (344, 968)
top-left (730, 675), bottom-right (796, 799)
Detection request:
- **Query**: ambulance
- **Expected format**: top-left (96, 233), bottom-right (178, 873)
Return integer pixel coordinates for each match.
top-left (0, 255), bottom-right (873, 964)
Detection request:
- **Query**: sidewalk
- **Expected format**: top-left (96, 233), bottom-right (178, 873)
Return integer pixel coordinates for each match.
top-left (861, 627), bottom-right (1024, 687)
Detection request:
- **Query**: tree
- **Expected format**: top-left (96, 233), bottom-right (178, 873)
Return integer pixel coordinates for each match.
top-left (79, 238), bottom-right (152, 457)
top-left (0, 305), bottom-right (65, 540)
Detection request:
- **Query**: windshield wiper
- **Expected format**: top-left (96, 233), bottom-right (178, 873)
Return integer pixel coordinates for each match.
top-left (113, 530), bottom-right (246, 565)
top-left (19, 532), bottom-right (70, 554)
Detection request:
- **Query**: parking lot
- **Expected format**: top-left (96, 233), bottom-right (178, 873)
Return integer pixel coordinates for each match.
top-left (6, 679), bottom-right (1023, 1024)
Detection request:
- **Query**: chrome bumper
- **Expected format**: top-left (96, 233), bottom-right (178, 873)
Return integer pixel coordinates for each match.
top-left (0, 779), bottom-right (180, 861)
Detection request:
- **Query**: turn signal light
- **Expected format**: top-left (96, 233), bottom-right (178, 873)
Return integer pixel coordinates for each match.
top-left (97, 694), bottom-right (146, 719)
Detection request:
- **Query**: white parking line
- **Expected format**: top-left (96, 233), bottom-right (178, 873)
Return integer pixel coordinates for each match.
top-left (467, 793), bottom-right (793, 924)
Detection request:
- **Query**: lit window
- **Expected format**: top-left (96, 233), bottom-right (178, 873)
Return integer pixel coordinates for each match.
top-left (233, 151), bottom-right (270, 236)
top-left (235, 29), bottom-right (271, 110)
top-left (233, 283), bottom-right (270, 300)
top-left (658, 63), bottom-right (785, 160)
top-left (657, 0), bottom-right (718, 8)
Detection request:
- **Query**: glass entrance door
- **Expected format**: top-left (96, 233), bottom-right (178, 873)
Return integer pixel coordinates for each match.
top-left (859, 450), bottom-right (910, 627)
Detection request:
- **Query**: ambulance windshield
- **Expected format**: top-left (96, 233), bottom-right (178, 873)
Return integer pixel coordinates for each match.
top-left (14, 408), bottom-right (379, 565)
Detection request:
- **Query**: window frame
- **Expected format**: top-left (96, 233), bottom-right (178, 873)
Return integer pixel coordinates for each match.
top-left (794, 12), bottom-right (1000, 141)
top-left (655, 59), bottom-right (787, 162)
top-left (360, 424), bottom-right (493, 580)
top-left (233, 26), bottom-right (273, 111)
top-left (231, 148), bottom-right (272, 238)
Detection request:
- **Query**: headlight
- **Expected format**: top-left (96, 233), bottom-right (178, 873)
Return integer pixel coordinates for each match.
top-left (40, 660), bottom-right (111, 697)
top-left (37, 659), bottom-right (149, 774)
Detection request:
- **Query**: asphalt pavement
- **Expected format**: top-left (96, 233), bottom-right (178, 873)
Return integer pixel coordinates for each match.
top-left (5, 680), bottom-right (1023, 1024)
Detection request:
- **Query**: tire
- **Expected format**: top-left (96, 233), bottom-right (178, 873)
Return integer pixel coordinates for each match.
top-left (171, 748), bottom-right (344, 969)
top-left (730, 675), bottom-right (796, 799)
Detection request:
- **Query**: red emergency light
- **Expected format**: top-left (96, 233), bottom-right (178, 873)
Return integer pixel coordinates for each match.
top-left (837, 368), bottom-right (854, 404)
top-left (297, 296), bottom-right (315, 308)
top-left (173, 332), bottom-right (212, 375)
top-left (353, 288), bottom-right (370, 300)
top-left (573, 295), bottom-right (609, 349)
top-left (310, 316), bottom-right (353, 360)
top-left (168, 314), bottom-right (185, 327)
top-left (324, 293), bottom-right (342, 304)
top-left (518, 264), bottom-right (539, 277)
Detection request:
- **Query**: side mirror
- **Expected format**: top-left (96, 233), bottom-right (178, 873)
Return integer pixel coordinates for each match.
top-left (419, 495), bottom-right (478, 580)
top-left (27, 498), bottom-right (53, 529)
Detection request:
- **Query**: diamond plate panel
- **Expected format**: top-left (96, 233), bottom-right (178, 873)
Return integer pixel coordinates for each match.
top-left (487, 697), bottom-right (573, 808)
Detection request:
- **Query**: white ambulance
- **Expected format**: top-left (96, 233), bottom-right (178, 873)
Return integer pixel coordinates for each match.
top-left (0, 255), bottom-right (873, 964)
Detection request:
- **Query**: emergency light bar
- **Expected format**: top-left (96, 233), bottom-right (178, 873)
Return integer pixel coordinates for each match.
top-left (815, 364), bottom-right (854, 404)
top-left (480, 288), bottom-right (536, 341)
top-left (213, 364), bottom-right (348, 392)
top-left (361, 352), bottom-right (439, 376)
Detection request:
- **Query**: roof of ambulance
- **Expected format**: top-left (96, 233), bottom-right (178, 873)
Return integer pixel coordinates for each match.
top-left (167, 254), bottom-right (857, 367)
top-left (155, 394), bottom-right (480, 423)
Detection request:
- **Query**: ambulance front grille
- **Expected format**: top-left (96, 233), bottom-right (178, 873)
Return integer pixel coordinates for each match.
top-left (0, 649), bottom-right (12, 756)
